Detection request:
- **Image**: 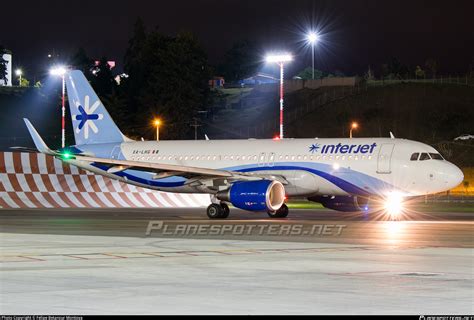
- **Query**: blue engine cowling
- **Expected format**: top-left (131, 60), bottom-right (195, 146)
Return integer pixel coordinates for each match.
top-left (308, 195), bottom-right (369, 212)
top-left (217, 180), bottom-right (285, 211)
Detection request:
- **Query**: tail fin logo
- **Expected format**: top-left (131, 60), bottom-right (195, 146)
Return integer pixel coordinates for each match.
top-left (74, 95), bottom-right (104, 139)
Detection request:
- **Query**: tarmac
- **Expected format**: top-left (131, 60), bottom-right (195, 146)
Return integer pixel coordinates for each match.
top-left (0, 207), bottom-right (473, 314)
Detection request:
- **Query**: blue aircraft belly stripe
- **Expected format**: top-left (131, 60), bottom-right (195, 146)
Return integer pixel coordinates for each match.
top-left (238, 166), bottom-right (372, 196)
top-left (90, 162), bottom-right (391, 195)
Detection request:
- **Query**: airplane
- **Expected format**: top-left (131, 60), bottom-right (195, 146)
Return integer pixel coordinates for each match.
top-left (22, 70), bottom-right (464, 219)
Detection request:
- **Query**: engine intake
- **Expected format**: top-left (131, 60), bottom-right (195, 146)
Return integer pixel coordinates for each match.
top-left (217, 180), bottom-right (285, 211)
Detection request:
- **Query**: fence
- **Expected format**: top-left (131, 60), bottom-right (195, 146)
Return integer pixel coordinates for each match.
top-left (367, 75), bottom-right (474, 87)
top-left (0, 152), bottom-right (210, 209)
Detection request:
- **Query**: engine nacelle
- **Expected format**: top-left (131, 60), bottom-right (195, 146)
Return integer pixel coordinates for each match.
top-left (308, 195), bottom-right (369, 212)
top-left (217, 180), bottom-right (285, 211)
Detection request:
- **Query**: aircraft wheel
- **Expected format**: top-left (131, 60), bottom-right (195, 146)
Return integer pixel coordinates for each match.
top-left (207, 203), bottom-right (223, 219)
top-left (220, 203), bottom-right (230, 219)
top-left (267, 203), bottom-right (289, 218)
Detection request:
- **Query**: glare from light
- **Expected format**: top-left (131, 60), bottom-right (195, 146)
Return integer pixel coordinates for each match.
top-left (351, 122), bottom-right (358, 129)
top-left (265, 54), bottom-right (293, 63)
top-left (15, 69), bottom-right (22, 76)
top-left (332, 163), bottom-right (340, 170)
top-left (307, 32), bottom-right (319, 44)
top-left (154, 119), bottom-right (161, 126)
top-left (273, 135), bottom-right (280, 141)
top-left (384, 192), bottom-right (404, 219)
top-left (384, 221), bottom-right (405, 240)
top-left (50, 66), bottom-right (67, 76)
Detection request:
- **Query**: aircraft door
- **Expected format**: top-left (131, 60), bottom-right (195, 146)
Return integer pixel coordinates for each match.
top-left (377, 143), bottom-right (394, 174)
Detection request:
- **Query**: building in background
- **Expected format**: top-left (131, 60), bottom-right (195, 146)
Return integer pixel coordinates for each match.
top-left (209, 76), bottom-right (225, 88)
top-left (240, 73), bottom-right (278, 86)
top-left (0, 50), bottom-right (12, 86)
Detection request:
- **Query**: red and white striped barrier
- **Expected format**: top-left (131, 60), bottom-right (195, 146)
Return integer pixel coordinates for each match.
top-left (0, 152), bottom-right (210, 209)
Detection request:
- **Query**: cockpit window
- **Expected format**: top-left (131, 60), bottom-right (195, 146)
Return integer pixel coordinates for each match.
top-left (419, 153), bottom-right (431, 161)
top-left (410, 153), bottom-right (419, 161)
top-left (429, 153), bottom-right (444, 160)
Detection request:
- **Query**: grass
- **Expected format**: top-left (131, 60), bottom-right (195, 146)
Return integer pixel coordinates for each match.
top-left (286, 199), bottom-right (474, 213)
top-left (409, 202), bottom-right (474, 213)
top-left (286, 200), bottom-right (324, 210)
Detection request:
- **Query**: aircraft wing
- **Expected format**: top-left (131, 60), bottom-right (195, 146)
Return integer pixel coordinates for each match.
top-left (74, 155), bottom-right (234, 178)
top-left (71, 155), bottom-right (289, 184)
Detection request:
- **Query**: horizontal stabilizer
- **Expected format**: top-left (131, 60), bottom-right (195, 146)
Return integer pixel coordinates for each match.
top-left (23, 118), bottom-right (56, 156)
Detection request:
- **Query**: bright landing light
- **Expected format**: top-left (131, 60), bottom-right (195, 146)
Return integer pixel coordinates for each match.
top-left (384, 192), bottom-right (404, 219)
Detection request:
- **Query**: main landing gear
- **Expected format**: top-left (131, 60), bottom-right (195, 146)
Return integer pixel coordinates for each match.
top-left (206, 203), bottom-right (289, 219)
top-left (267, 203), bottom-right (289, 218)
top-left (206, 203), bottom-right (230, 219)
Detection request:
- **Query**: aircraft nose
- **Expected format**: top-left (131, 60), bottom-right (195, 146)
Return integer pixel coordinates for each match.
top-left (446, 163), bottom-right (464, 189)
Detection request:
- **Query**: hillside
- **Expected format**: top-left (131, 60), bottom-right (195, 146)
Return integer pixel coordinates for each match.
top-left (204, 82), bottom-right (474, 166)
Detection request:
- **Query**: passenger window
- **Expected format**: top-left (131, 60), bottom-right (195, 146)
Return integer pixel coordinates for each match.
top-left (429, 153), bottom-right (444, 160)
top-left (419, 153), bottom-right (431, 161)
top-left (410, 153), bottom-right (419, 161)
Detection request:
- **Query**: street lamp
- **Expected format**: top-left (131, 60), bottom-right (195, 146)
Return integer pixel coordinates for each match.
top-left (306, 32), bottom-right (319, 80)
top-left (349, 122), bottom-right (358, 139)
top-left (265, 53), bottom-right (293, 139)
top-left (50, 66), bottom-right (68, 148)
top-left (15, 69), bottom-right (22, 86)
top-left (154, 119), bottom-right (161, 141)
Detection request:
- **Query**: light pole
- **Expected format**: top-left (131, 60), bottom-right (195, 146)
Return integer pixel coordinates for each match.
top-left (50, 66), bottom-right (67, 148)
top-left (154, 119), bottom-right (161, 141)
top-left (349, 122), bottom-right (358, 139)
top-left (307, 32), bottom-right (319, 80)
top-left (15, 69), bottom-right (22, 86)
top-left (266, 54), bottom-right (293, 139)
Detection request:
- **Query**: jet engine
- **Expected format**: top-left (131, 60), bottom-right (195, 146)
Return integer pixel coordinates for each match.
top-left (217, 180), bottom-right (285, 211)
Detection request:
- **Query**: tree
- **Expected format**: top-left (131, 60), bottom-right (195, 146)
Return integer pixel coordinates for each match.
top-left (387, 57), bottom-right (409, 79)
top-left (0, 46), bottom-right (8, 85)
top-left (468, 59), bottom-right (474, 78)
top-left (364, 66), bottom-right (374, 81)
top-left (90, 57), bottom-right (115, 98)
top-left (297, 67), bottom-right (324, 80)
top-left (425, 58), bottom-right (438, 78)
top-left (19, 77), bottom-right (29, 87)
top-left (69, 47), bottom-right (93, 79)
top-left (415, 65), bottom-right (425, 79)
top-left (122, 17), bottom-right (148, 114)
top-left (122, 24), bottom-right (211, 139)
top-left (381, 63), bottom-right (389, 81)
top-left (219, 40), bottom-right (261, 82)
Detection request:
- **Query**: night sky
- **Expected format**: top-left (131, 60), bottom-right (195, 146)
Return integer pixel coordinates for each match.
top-left (2, 0), bottom-right (473, 78)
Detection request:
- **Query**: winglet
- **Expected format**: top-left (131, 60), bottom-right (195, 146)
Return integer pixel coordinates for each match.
top-left (23, 118), bottom-right (56, 155)
top-left (205, 134), bottom-right (210, 141)
top-left (389, 131), bottom-right (395, 139)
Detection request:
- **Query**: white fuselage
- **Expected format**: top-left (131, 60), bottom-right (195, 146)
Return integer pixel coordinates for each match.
top-left (72, 137), bottom-right (464, 199)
